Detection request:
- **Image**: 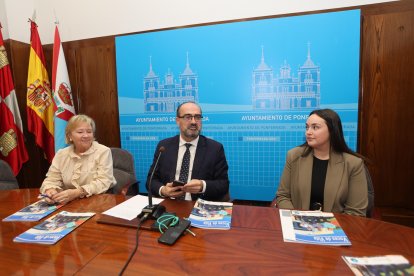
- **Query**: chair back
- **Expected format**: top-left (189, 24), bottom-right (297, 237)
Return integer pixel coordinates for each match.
top-left (0, 160), bottom-right (19, 190)
top-left (109, 148), bottom-right (138, 195)
top-left (365, 165), bottom-right (375, 218)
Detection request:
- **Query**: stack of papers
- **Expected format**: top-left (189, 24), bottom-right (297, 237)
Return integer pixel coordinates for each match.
top-left (102, 195), bottom-right (163, 220)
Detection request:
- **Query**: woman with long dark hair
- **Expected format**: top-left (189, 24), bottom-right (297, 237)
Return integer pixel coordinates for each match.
top-left (275, 109), bottom-right (368, 216)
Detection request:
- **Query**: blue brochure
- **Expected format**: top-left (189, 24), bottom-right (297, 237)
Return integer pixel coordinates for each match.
top-left (188, 199), bottom-right (233, 230)
top-left (280, 209), bottom-right (351, 246)
top-left (13, 211), bottom-right (95, 245)
top-left (2, 199), bottom-right (63, 222)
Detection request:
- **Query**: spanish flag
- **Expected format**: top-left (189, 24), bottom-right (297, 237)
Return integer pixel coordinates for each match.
top-left (26, 21), bottom-right (54, 162)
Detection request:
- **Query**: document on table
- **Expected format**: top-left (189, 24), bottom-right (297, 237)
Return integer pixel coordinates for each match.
top-left (102, 195), bottom-right (163, 221)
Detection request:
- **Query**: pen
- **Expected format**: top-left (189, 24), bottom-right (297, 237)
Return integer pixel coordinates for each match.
top-left (39, 194), bottom-right (60, 204)
top-left (39, 193), bottom-right (54, 200)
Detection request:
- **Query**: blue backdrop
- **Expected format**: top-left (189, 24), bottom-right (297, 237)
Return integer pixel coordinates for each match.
top-left (115, 9), bottom-right (361, 201)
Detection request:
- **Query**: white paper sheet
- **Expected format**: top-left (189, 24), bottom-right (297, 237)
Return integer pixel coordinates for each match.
top-left (102, 195), bottom-right (163, 220)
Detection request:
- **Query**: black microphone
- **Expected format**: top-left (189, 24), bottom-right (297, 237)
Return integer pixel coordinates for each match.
top-left (138, 146), bottom-right (166, 220)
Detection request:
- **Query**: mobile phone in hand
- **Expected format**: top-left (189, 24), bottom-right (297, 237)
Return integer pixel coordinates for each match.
top-left (172, 180), bottom-right (185, 187)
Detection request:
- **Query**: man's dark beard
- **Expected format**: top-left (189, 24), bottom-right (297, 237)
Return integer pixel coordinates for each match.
top-left (183, 125), bottom-right (200, 139)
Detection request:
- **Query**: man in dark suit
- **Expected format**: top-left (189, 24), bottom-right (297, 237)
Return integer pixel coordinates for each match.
top-left (146, 102), bottom-right (229, 201)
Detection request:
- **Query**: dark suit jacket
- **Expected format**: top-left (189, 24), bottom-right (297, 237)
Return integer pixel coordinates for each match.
top-left (276, 146), bottom-right (368, 216)
top-left (146, 135), bottom-right (230, 201)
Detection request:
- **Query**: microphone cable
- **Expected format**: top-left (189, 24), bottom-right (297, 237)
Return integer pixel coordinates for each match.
top-left (118, 213), bottom-right (149, 276)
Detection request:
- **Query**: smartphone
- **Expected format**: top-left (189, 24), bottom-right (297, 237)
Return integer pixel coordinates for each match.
top-left (158, 218), bottom-right (191, 245)
top-left (172, 180), bottom-right (185, 187)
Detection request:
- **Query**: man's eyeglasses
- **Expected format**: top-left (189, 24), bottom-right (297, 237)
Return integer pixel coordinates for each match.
top-left (178, 114), bottom-right (203, 122)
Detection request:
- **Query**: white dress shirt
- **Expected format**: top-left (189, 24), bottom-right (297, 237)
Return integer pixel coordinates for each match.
top-left (158, 135), bottom-right (206, 200)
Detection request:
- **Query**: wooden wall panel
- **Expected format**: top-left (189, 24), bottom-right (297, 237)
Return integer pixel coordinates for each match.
top-left (360, 7), bottom-right (414, 211)
top-left (64, 38), bottom-right (120, 148)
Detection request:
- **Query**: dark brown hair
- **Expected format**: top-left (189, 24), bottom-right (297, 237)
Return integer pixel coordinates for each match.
top-left (302, 109), bottom-right (363, 159)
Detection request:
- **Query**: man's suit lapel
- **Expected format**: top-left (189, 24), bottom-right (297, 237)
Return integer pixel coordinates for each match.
top-left (324, 152), bottom-right (344, 212)
top-left (190, 136), bottom-right (206, 201)
top-left (165, 136), bottom-right (180, 181)
top-left (191, 135), bottom-right (206, 179)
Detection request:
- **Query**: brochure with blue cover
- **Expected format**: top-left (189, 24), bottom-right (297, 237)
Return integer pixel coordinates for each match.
top-left (13, 211), bottom-right (95, 245)
top-left (2, 200), bottom-right (64, 222)
top-left (188, 199), bottom-right (233, 230)
top-left (279, 209), bottom-right (351, 246)
top-left (342, 255), bottom-right (414, 275)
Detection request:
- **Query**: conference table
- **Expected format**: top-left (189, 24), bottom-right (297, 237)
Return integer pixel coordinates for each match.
top-left (0, 189), bottom-right (413, 275)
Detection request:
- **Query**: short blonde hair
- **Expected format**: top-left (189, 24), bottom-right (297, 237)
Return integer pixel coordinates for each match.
top-left (65, 114), bottom-right (96, 144)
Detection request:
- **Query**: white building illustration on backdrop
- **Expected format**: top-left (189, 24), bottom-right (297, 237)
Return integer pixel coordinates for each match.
top-left (252, 43), bottom-right (320, 110)
top-left (143, 53), bottom-right (198, 113)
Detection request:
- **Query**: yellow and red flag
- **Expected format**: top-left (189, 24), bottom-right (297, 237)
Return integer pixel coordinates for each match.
top-left (0, 23), bottom-right (29, 175)
top-left (26, 21), bottom-right (54, 162)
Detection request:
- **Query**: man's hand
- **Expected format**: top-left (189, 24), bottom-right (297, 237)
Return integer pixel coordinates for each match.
top-left (182, 179), bottom-right (203, 194)
top-left (161, 182), bottom-right (185, 198)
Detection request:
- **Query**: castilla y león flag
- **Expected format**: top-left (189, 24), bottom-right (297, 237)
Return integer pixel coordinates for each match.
top-left (26, 21), bottom-right (54, 162)
top-left (0, 24), bottom-right (29, 175)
